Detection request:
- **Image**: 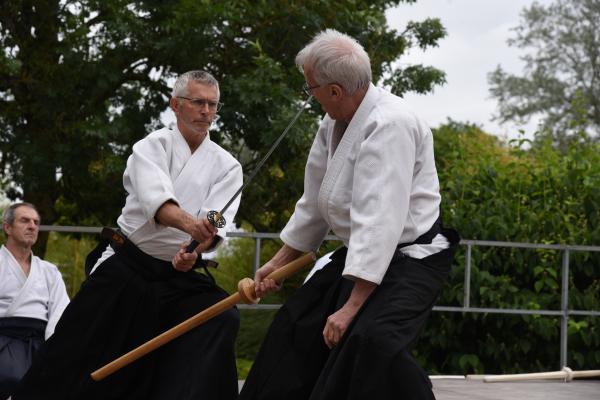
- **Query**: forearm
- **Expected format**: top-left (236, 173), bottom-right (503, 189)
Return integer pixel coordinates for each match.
top-left (156, 201), bottom-right (218, 253)
top-left (269, 244), bottom-right (304, 269)
top-left (155, 201), bottom-right (195, 234)
top-left (344, 278), bottom-right (377, 311)
top-left (322, 278), bottom-right (377, 348)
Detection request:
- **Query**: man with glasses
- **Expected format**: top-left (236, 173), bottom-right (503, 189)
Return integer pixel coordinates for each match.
top-left (240, 30), bottom-right (459, 400)
top-left (15, 71), bottom-right (243, 400)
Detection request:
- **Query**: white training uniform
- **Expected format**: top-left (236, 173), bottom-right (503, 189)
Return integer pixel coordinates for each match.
top-left (0, 245), bottom-right (70, 339)
top-left (92, 126), bottom-right (243, 272)
top-left (281, 83), bottom-right (448, 285)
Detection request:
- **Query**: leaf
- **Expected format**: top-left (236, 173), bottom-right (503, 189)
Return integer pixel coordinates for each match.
top-left (534, 280), bottom-right (544, 293)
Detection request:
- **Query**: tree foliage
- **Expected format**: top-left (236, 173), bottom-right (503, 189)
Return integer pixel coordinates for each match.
top-left (0, 0), bottom-right (446, 255)
top-left (488, 0), bottom-right (600, 147)
top-left (417, 121), bottom-right (600, 373)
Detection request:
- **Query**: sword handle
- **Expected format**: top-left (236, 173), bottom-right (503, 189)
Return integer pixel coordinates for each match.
top-left (185, 211), bottom-right (226, 253)
top-left (185, 240), bottom-right (199, 253)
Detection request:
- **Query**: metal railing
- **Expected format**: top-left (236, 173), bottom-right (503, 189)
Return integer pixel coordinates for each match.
top-left (447, 239), bottom-right (600, 369)
top-left (40, 226), bottom-right (600, 369)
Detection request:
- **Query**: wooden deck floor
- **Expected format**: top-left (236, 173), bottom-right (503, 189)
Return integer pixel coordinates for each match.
top-left (432, 378), bottom-right (599, 400)
top-left (239, 378), bottom-right (600, 399)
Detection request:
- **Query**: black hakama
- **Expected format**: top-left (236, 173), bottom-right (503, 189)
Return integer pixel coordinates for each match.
top-left (239, 228), bottom-right (459, 400)
top-left (0, 317), bottom-right (46, 399)
top-left (13, 235), bottom-right (239, 400)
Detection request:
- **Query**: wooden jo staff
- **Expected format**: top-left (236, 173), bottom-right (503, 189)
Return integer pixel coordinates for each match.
top-left (91, 252), bottom-right (316, 381)
top-left (483, 366), bottom-right (600, 382)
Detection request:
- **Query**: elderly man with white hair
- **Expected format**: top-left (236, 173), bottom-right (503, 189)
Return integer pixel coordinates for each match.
top-left (240, 30), bottom-right (459, 400)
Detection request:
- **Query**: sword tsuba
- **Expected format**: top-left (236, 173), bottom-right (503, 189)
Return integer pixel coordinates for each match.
top-left (207, 210), bottom-right (226, 228)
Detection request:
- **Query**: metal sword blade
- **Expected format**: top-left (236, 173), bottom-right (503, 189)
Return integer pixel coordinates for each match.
top-left (220, 95), bottom-right (313, 217)
top-left (186, 95), bottom-right (313, 253)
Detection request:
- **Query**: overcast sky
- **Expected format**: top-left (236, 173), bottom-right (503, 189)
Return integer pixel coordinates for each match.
top-left (386, 0), bottom-right (553, 141)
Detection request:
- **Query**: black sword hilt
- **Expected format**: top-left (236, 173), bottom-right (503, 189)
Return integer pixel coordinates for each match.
top-left (185, 210), bottom-right (226, 253)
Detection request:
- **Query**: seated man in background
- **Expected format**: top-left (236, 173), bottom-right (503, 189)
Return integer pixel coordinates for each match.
top-left (0, 202), bottom-right (70, 399)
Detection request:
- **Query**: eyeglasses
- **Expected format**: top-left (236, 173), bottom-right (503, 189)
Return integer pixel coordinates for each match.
top-left (177, 96), bottom-right (223, 112)
top-left (302, 82), bottom-right (323, 96)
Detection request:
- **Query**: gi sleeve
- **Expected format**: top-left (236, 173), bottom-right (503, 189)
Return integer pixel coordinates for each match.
top-left (342, 118), bottom-right (416, 285)
top-left (125, 136), bottom-right (179, 224)
top-left (195, 160), bottom-right (243, 251)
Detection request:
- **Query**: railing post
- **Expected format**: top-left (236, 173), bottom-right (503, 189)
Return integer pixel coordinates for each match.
top-left (464, 244), bottom-right (472, 308)
top-left (560, 248), bottom-right (570, 368)
top-left (253, 237), bottom-right (262, 276)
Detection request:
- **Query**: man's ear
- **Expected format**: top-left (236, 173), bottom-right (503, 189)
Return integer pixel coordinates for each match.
top-left (2, 222), bottom-right (11, 236)
top-left (329, 84), bottom-right (344, 100)
top-left (169, 97), bottom-right (179, 113)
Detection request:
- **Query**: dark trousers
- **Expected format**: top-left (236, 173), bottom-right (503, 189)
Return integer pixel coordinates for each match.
top-left (14, 245), bottom-right (239, 400)
top-left (0, 317), bottom-right (45, 400)
top-left (240, 231), bottom-right (458, 400)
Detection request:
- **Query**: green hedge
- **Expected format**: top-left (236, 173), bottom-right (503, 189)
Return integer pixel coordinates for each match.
top-left (424, 122), bottom-right (600, 373)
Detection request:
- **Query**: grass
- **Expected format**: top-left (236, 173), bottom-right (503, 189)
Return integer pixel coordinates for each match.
top-left (45, 232), bottom-right (97, 297)
top-left (235, 309), bottom-right (278, 378)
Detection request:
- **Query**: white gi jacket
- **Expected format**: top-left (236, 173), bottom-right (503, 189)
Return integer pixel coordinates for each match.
top-left (93, 126), bottom-right (243, 270)
top-left (0, 245), bottom-right (70, 339)
top-left (281, 84), bottom-right (448, 285)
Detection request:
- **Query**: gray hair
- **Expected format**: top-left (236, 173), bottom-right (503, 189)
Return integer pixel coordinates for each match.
top-left (295, 29), bottom-right (372, 94)
top-left (171, 70), bottom-right (220, 98)
top-left (2, 202), bottom-right (39, 235)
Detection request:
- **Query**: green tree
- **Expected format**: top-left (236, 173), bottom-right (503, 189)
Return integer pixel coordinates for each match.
top-left (0, 0), bottom-right (446, 255)
top-left (488, 0), bottom-right (600, 147)
top-left (418, 121), bottom-right (600, 374)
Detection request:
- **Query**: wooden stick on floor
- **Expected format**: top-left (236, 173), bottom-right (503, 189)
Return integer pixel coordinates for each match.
top-left (90, 252), bottom-right (316, 381)
top-left (483, 367), bottom-right (600, 383)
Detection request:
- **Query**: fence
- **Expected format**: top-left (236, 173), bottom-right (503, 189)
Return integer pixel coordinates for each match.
top-left (40, 226), bottom-right (600, 369)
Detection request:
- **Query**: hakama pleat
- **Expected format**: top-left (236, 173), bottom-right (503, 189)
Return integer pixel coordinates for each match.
top-left (0, 317), bottom-right (45, 399)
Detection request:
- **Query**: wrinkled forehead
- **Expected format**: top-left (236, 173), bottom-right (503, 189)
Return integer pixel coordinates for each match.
top-left (13, 205), bottom-right (40, 221)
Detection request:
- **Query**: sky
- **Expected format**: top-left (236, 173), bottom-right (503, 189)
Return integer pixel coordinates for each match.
top-left (386, 0), bottom-right (553, 141)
